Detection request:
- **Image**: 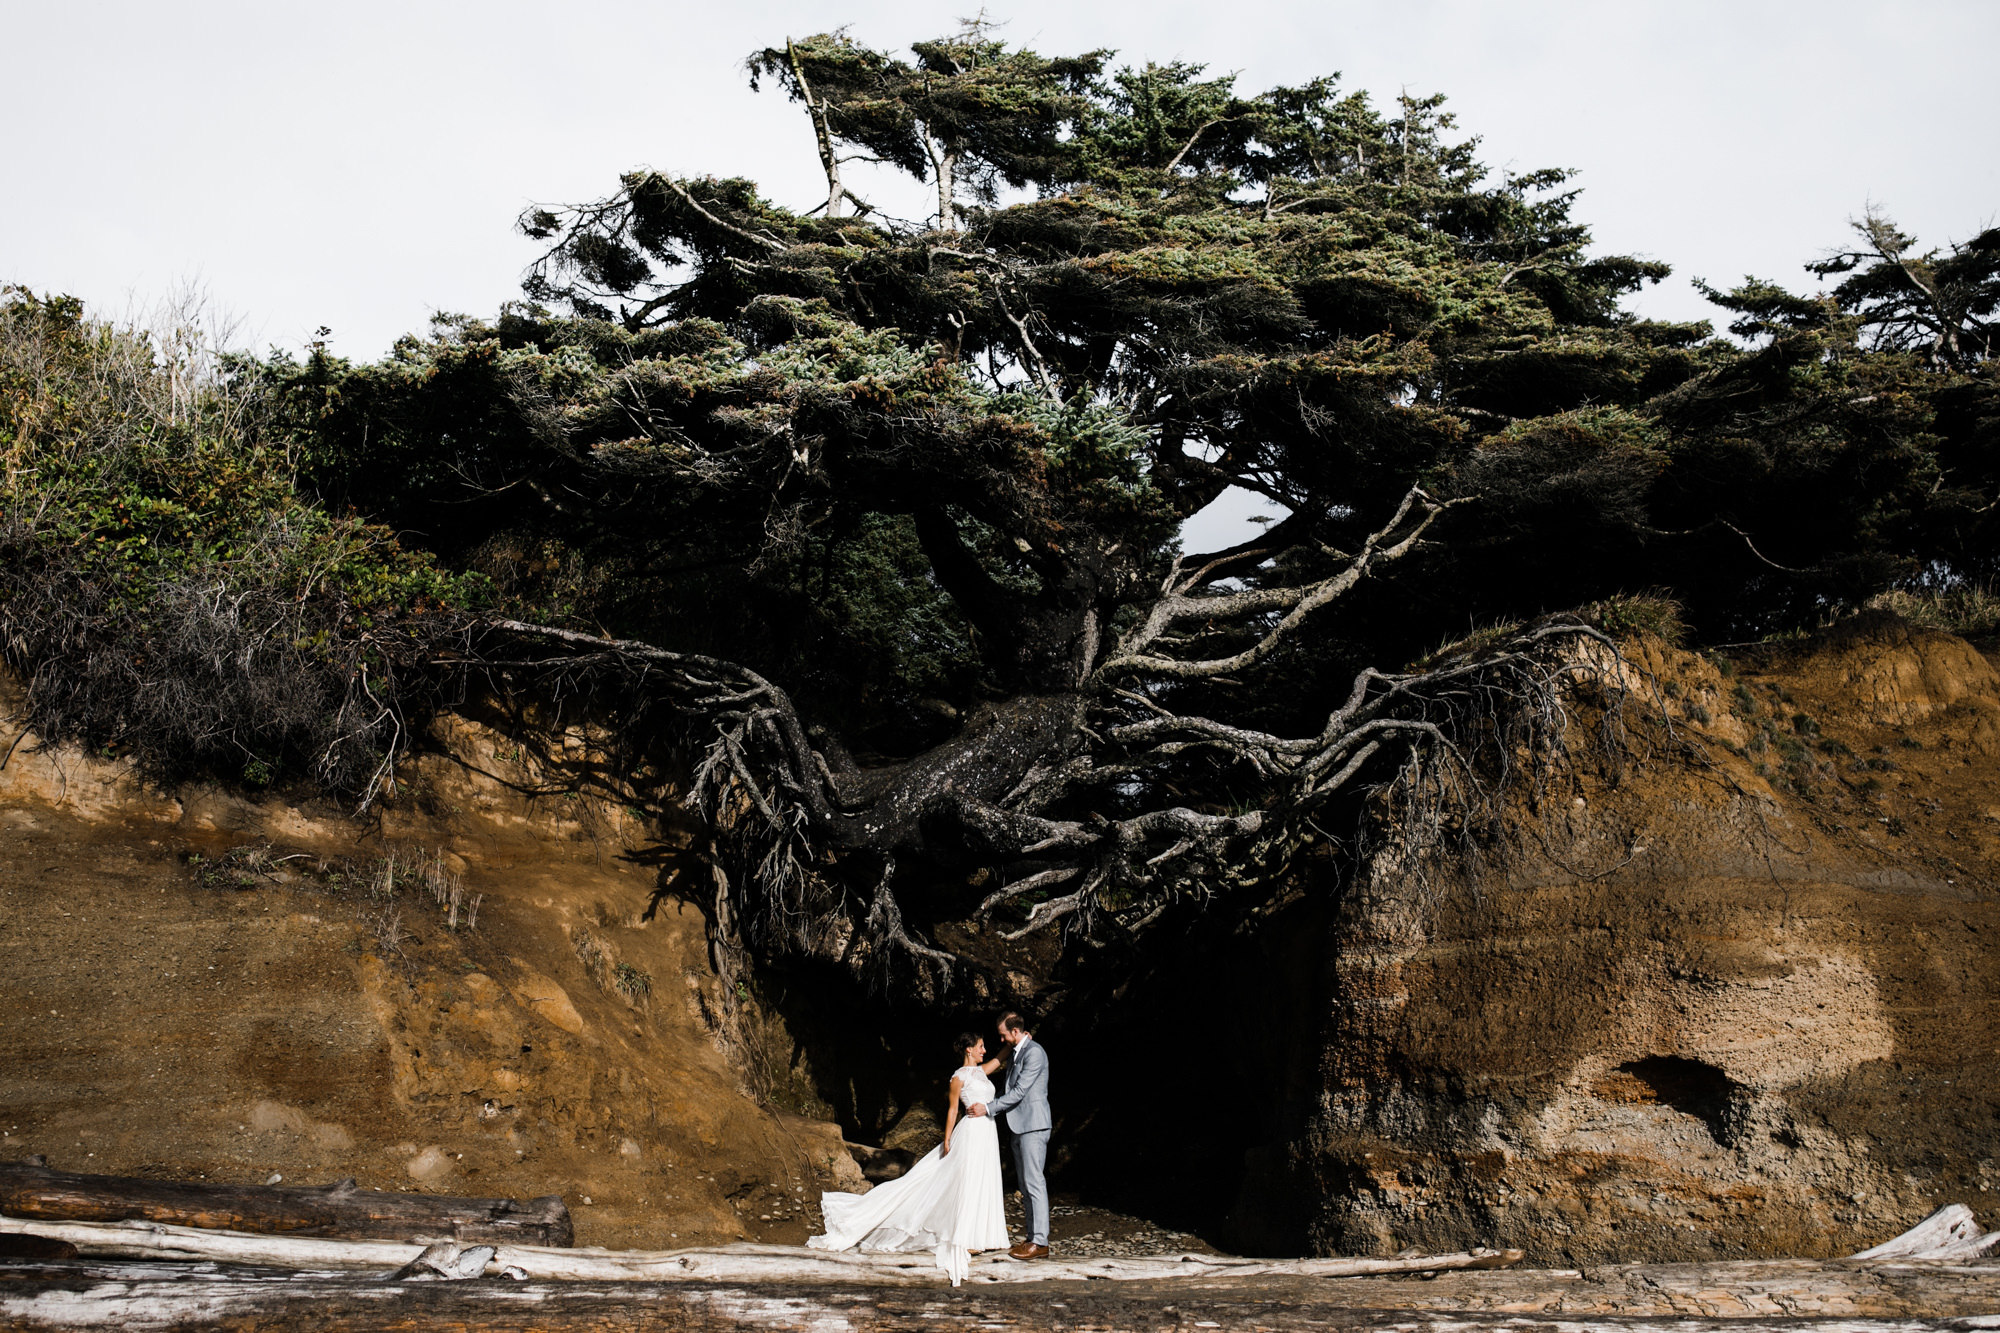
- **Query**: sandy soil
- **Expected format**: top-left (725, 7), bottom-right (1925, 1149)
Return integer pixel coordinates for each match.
top-left (0, 711), bottom-right (856, 1251)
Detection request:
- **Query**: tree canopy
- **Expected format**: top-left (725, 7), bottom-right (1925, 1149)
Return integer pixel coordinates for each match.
top-left (5, 24), bottom-right (1994, 998)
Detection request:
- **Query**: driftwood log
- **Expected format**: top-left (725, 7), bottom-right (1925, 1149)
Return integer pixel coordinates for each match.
top-left (6, 1204), bottom-right (1991, 1288)
top-left (0, 1158), bottom-right (571, 1246)
top-left (5, 1203), bottom-right (1998, 1330)
top-left (0, 1213), bottom-right (1520, 1283)
top-left (1848, 1203), bottom-right (2000, 1261)
top-left (8, 1259), bottom-right (2000, 1330)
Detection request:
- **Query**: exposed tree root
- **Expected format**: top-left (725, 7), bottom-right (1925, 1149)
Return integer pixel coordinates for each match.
top-left (470, 487), bottom-right (1636, 996)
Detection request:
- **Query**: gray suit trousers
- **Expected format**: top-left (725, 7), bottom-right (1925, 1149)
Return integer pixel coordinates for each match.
top-left (1012, 1129), bottom-right (1050, 1245)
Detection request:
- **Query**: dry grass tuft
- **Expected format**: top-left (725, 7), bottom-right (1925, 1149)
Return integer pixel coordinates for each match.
top-left (1871, 585), bottom-right (2000, 641)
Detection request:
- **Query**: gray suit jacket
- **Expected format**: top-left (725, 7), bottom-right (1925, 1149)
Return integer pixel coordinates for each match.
top-left (985, 1036), bottom-right (1050, 1134)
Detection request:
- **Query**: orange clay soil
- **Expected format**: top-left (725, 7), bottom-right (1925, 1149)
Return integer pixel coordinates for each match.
top-left (0, 689), bottom-right (865, 1251)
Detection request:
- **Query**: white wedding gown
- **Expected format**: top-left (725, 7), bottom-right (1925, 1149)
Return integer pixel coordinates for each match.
top-left (808, 1063), bottom-right (1008, 1285)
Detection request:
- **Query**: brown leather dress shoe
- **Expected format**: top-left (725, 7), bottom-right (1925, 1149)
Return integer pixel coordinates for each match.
top-left (1007, 1241), bottom-right (1036, 1259)
top-left (1021, 1243), bottom-right (1051, 1259)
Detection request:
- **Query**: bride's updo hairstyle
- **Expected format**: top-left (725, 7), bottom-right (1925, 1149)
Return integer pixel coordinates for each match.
top-left (954, 1031), bottom-right (982, 1060)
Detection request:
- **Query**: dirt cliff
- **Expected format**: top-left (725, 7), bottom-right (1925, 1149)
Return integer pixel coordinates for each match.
top-left (8, 612), bottom-right (2000, 1268)
top-left (0, 691), bottom-right (864, 1250)
top-left (1257, 613), bottom-right (2000, 1263)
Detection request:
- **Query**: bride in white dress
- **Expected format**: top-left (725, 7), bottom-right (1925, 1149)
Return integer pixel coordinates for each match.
top-left (808, 1031), bottom-right (1009, 1286)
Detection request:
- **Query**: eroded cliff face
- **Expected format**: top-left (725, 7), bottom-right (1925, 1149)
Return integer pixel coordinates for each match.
top-left (9, 617), bottom-right (1999, 1266)
top-left (0, 689), bottom-right (864, 1249)
top-left (1273, 615), bottom-right (2000, 1264)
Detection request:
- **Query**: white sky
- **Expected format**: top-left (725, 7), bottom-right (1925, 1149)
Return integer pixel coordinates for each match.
top-left (7, 0), bottom-right (1994, 548)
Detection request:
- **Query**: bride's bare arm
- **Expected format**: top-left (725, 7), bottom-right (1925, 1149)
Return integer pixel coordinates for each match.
top-left (943, 1074), bottom-right (963, 1155)
top-left (979, 1056), bottom-right (1004, 1075)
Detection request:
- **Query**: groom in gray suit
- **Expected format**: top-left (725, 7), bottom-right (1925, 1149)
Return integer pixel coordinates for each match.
top-left (969, 1010), bottom-right (1050, 1259)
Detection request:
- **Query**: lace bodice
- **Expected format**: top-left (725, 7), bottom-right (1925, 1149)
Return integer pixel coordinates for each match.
top-left (953, 1064), bottom-right (995, 1109)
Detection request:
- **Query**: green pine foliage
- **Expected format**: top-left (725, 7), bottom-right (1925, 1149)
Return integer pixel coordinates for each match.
top-left (8, 22), bottom-right (1995, 827)
top-left (309, 36), bottom-right (1728, 733)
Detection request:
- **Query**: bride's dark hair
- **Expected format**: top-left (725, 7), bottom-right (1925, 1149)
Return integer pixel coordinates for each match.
top-left (953, 1031), bottom-right (982, 1059)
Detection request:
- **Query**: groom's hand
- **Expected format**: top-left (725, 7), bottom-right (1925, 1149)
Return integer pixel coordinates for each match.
top-left (968, 1103), bottom-right (988, 1117)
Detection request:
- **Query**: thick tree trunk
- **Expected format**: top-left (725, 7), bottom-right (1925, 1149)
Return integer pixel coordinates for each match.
top-left (0, 1159), bottom-right (571, 1247)
top-left (820, 693), bottom-right (1085, 855)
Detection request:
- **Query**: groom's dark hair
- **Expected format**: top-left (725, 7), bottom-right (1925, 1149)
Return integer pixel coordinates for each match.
top-left (998, 1011), bottom-right (1028, 1033)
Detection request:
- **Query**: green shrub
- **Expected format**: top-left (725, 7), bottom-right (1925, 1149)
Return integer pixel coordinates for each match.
top-left (0, 289), bottom-right (482, 798)
top-left (1580, 594), bottom-right (1685, 646)
top-left (613, 962), bottom-right (652, 999)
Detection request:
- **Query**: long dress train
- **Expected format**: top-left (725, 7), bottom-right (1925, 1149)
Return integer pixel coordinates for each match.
top-left (807, 1063), bottom-right (1008, 1286)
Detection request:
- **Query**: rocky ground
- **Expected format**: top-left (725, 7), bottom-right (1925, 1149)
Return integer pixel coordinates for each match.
top-left (1033, 1198), bottom-right (1217, 1258)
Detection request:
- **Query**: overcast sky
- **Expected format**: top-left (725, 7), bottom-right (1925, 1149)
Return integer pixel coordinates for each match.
top-left (8, 0), bottom-right (1993, 359)
top-left (6, 1), bottom-right (1993, 542)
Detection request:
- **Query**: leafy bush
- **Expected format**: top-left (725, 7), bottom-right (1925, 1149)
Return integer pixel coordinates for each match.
top-left (0, 289), bottom-right (482, 797)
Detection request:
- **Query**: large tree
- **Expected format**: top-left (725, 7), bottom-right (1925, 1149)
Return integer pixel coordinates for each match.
top-left (253, 28), bottom-right (1984, 995)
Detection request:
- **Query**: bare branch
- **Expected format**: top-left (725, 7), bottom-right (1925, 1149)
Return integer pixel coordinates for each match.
top-left (979, 866), bottom-right (1079, 915)
top-left (866, 857), bottom-right (956, 983)
top-left (1001, 878), bottom-right (1097, 940)
top-left (662, 177), bottom-right (790, 254)
top-left (1164, 118), bottom-right (1228, 172)
top-left (1094, 485), bottom-right (1467, 683)
top-left (1719, 519), bottom-right (1815, 575)
top-left (990, 278), bottom-right (1057, 400)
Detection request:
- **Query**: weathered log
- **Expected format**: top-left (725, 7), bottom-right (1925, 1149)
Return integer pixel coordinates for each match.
top-left (1849, 1203), bottom-right (2000, 1261)
top-left (11, 1230), bottom-right (2000, 1329)
top-left (0, 1158), bottom-right (570, 1246)
top-left (6, 1262), bottom-right (2000, 1331)
top-left (1, 1213), bottom-right (1519, 1284)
